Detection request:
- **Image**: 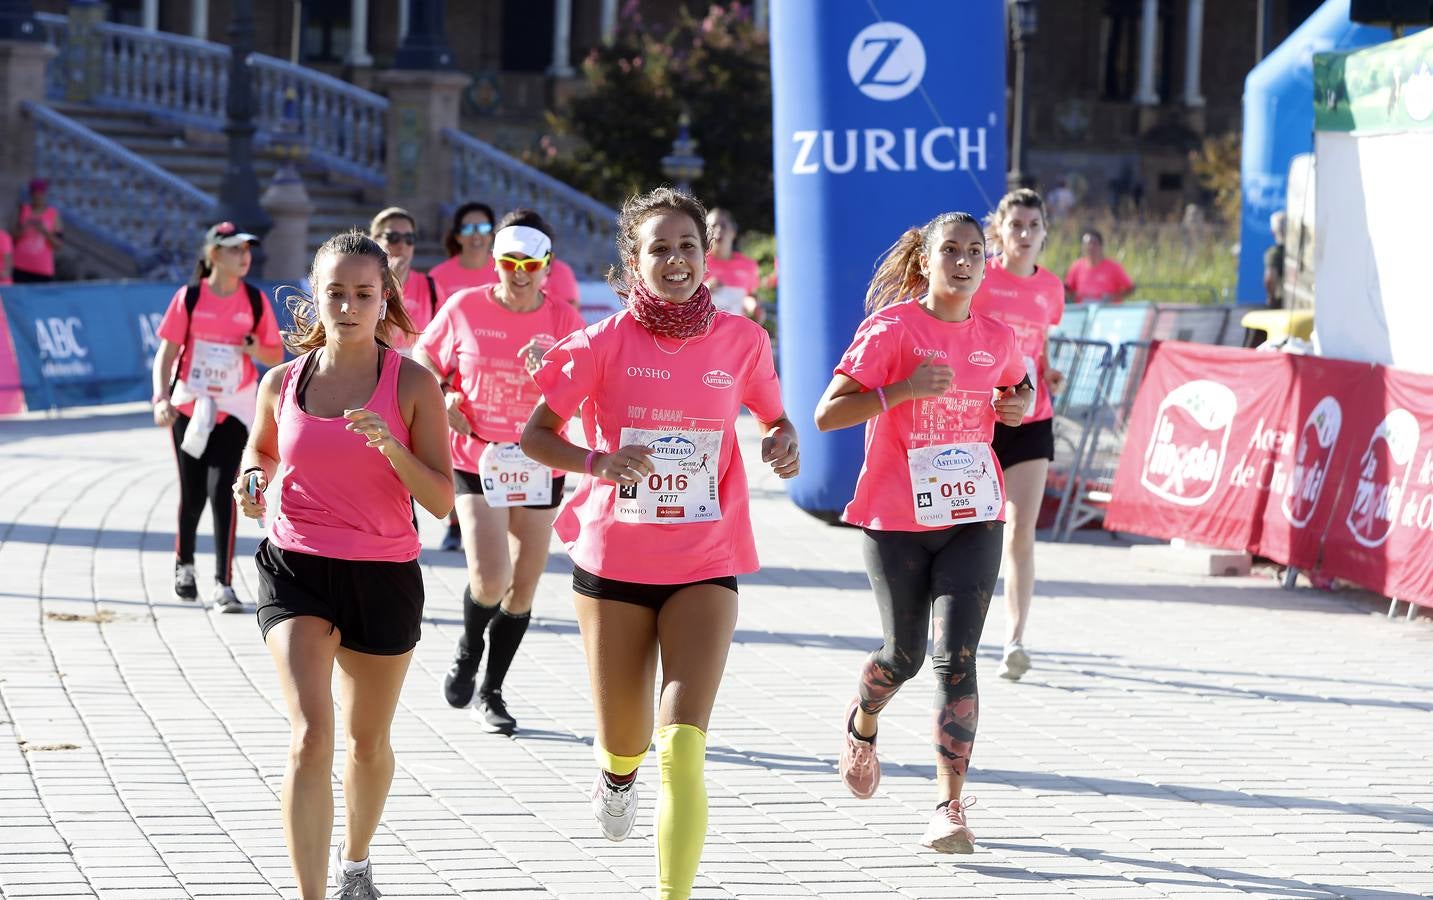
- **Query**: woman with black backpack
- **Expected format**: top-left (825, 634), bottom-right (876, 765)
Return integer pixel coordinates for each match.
top-left (150, 222), bottom-right (282, 612)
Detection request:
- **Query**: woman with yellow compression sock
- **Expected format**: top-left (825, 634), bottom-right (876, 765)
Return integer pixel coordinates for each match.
top-left (521, 187), bottom-right (799, 898)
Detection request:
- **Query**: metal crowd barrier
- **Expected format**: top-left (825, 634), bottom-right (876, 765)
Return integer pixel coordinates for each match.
top-left (1046, 338), bottom-right (1153, 541)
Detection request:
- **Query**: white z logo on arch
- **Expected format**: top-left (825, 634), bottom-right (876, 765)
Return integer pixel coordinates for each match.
top-left (848, 22), bottom-right (926, 101)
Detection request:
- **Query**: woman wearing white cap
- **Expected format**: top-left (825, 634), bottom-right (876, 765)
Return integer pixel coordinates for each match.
top-left (151, 222), bottom-right (283, 612)
top-left (415, 209), bottom-right (585, 733)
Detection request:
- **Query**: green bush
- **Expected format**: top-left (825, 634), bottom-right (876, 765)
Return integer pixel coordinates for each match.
top-left (536, 3), bottom-right (773, 234)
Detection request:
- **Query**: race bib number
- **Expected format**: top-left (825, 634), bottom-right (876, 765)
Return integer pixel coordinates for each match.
top-left (908, 442), bottom-right (1003, 527)
top-left (187, 339), bottom-right (244, 395)
top-left (478, 441), bottom-right (552, 507)
top-left (614, 427), bottom-right (722, 524)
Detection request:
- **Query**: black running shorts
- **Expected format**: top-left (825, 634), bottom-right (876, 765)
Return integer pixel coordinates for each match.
top-left (992, 417), bottom-right (1055, 469)
top-left (255, 539), bottom-right (424, 655)
top-left (571, 564), bottom-right (738, 611)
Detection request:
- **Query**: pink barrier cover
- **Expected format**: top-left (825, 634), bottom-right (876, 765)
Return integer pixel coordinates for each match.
top-left (0, 293), bottom-right (26, 415)
top-left (1107, 341), bottom-right (1433, 609)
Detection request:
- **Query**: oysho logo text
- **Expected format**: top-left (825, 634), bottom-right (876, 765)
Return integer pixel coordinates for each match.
top-left (627, 366), bottom-right (671, 380)
top-left (913, 347), bottom-right (947, 358)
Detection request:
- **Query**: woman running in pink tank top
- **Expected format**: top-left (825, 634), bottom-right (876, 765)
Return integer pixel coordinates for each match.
top-left (231, 231), bottom-right (453, 900)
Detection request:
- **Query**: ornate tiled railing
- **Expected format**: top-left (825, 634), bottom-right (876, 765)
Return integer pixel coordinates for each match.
top-left (445, 128), bottom-right (618, 280)
top-left (25, 101), bottom-right (216, 280)
top-left (35, 12), bottom-right (386, 183)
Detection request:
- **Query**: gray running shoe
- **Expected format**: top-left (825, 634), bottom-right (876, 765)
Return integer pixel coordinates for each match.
top-left (174, 562), bottom-right (198, 602)
top-left (591, 772), bottom-right (638, 841)
top-left (998, 642), bottom-right (1031, 681)
top-left (331, 843), bottom-right (382, 898)
top-left (210, 582), bottom-right (243, 614)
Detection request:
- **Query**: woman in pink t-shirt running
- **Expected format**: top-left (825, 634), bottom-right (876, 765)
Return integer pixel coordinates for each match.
top-left (522, 188), bottom-right (799, 898)
top-left (415, 209), bottom-right (586, 735)
top-left (232, 232), bottom-right (452, 900)
top-left (815, 212), bottom-right (1032, 855)
top-left (975, 189), bottom-right (1067, 682)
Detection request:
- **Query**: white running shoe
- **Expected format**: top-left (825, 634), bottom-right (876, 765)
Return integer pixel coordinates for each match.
top-left (590, 772), bottom-right (638, 841)
top-left (920, 797), bottom-right (977, 854)
top-left (998, 642), bottom-right (1031, 681)
top-left (211, 582), bottom-right (243, 614)
top-left (331, 842), bottom-right (381, 898)
top-left (174, 562), bottom-right (198, 602)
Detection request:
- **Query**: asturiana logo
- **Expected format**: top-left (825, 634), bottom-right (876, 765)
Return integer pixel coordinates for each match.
top-left (495, 443), bottom-right (528, 463)
top-left (933, 448), bottom-right (974, 471)
top-left (647, 435), bottom-right (696, 461)
top-left (702, 369), bottom-right (735, 390)
top-left (967, 351), bottom-right (995, 367)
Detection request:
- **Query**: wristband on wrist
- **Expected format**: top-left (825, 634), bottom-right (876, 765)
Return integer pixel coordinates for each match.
top-left (876, 386), bottom-right (889, 412)
top-left (584, 449), bottom-right (598, 475)
top-left (152, 394), bottom-right (168, 405)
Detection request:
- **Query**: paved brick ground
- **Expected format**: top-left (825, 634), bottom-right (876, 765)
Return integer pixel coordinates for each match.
top-left (2, 407), bottom-right (1431, 899)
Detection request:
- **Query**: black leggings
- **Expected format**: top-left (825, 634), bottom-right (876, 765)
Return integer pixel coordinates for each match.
top-left (170, 413), bottom-right (248, 584)
top-left (857, 522), bottom-right (1004, 780)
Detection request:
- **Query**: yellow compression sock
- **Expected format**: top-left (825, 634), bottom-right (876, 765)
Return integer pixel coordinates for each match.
top-left (594, 741), bottom-right (647, 777)
top-left (655, 723), bottom-right (708, 900)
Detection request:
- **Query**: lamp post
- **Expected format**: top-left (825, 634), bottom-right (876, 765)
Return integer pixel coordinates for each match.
top-left (216, 0), bottom-right (272, 276)
top-left (0, 0), bottom-right (40, 41)
top-left (660, 111), bottom-right (704, 195)
top-left (394, 0), bottom-right (453, 70)
top-left (1007, 0), bottom-right (1038, 191)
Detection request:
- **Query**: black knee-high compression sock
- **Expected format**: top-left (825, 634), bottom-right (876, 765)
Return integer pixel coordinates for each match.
top-left (480, 608), bottom-right (531, 695)
top-left (457, 586), bottom-right (500, 663)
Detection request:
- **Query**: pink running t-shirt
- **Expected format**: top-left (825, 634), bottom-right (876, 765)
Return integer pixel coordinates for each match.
top-left (704, 252), bottom-right (760, 315)
top-left (533, 310), bottom-right (785, 584)
top-left (416, 284), bottom-right (585, 473)
top-left (837, 299), bottom-right (1025, 531)
top-left (0, 230), bottom-right (13, 285)
top-left (390, 270), bottom-right (438, 352)
top-left (1064, 257), bottom-right (1133, 303)
top-left (13, 204), bottom-right (58, 277)
top-left (429, 255), bottom-right (498, 303)
top-left (541, 258), bottom-right (581, 308)
top-left (971, 259), bottom-right (1064, 423)
top-left (269, 349), bottom-right (421, 562)
top-left (156, 281), bottom-right (282, 421)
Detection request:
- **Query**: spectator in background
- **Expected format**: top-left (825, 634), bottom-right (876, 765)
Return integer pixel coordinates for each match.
top-left (370, 206), bottom-right (439, 355)
top-left (1063, 229), bottom-right (1134, 303)
top-left (0, 224), bottom-right (12, 286)
top-left (11, 178), bottom-right (62, 283)
top-left (1264, 211), bottom-right (1287, 310)
top-left (703, 207), bottom-right (765, 323)
top-left (1045, 178), bottom-right (1076, 220)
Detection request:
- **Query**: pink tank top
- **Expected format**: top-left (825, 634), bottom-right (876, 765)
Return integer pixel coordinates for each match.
top-left (268, 348), bottom-right (421, 562)
top-left (13, 204), bottom-right (58, 277)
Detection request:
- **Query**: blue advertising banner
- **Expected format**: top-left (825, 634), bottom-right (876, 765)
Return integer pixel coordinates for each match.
top-left (771, 0), bottom-right (1007, 519)
top-left (0, 281), bottom-right (297, 412)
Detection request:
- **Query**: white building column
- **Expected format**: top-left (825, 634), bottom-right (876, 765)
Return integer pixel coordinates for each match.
top-left (549, 0), bottom-right (574, 76)
top-left (398, 0), bottom-right (410, 41)
top-left (1183, 0), bottom-right (1206, 107)
top-left (141, 0), bottom-right (159, 31)
top-left (600, 0), bottom-right (618, 45)
top-left (190, 0), bottom-right (207, 40)
top-left (347, 0), bottom-right (373, 66)
top-left (1134, 0), bottom-right (1160, 105)
top-left (754, 0), bottom-right (769, 30)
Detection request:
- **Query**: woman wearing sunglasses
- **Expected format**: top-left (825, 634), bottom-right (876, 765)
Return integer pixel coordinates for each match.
top-left (415, 209), bottom-right (585, 734)
top-left (430, 201), bottom-right (499, 301)
top-left (369, 206), bottom-right (440, 355)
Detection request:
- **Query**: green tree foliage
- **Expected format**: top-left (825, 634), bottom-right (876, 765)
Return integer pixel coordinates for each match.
top-left (537, 3), bottom-right (774, 233)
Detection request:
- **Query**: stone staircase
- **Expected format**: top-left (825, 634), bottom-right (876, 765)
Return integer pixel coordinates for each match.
top-left (46, 102), bottom-right (449, 270)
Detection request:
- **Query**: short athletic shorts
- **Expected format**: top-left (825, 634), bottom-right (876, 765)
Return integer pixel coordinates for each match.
top-left (992, 417), bottom-right (1054, 469)
top-left (454, 469), bottom-right (566, 510)
top-left (255, 539), bottom-right (424, 655)
top-left (572, 564), bottom-right (738, 612)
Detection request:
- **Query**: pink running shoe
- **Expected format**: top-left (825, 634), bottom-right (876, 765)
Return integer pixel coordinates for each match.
top-left (920, 797), bottom-right (977, 854)
top-left (839, 700), bottom-right (880, 799)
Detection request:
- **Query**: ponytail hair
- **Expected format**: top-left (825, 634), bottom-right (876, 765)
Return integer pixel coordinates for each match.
top-left (864, 211), bottom-right (982, 314)
top-left (284, 230), bottom-right (416, 355)
top-left (191, 249), bottom-right (213, 286)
